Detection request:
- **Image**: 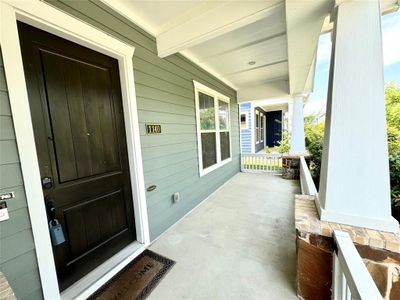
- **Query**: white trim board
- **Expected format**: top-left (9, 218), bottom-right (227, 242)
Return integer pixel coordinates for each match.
top-left (250, 102), bottom-right (255, 154)
top-left (0, 0), bottom-right (150, 299)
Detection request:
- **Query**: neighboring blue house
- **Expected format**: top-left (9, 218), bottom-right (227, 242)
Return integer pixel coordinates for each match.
top-left (240, 101), bottom-right (288, 154)
top-left (239, 102), bottom-right (252, 153)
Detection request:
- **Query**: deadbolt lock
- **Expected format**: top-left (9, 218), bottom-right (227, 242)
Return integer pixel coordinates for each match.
top-left (41, 177), bottom-right (53, 189)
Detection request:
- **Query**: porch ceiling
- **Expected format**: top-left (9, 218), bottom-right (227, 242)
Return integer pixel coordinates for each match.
top-left (102, 0), bottom-right (399, 102)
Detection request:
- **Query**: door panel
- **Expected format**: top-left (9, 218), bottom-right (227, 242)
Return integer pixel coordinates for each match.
top-left (18, 22), bottom-right (136, 291)
top-left (41, 50), bottom-right (120, 182)
top-left (63, 189), bottom-right (127, 259)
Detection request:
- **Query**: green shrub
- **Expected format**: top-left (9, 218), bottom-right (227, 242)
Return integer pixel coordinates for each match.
top-left (276, 131), bottom-right (290, 154)
top-left (264, 131), bottom-right (290, 154)
top-left (304, 117), bottom-right (325, 178)
top-left (385, 83), bottom-right (400, 206)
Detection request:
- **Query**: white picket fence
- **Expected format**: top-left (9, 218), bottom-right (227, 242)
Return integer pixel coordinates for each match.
top-left (332, 230), bottom-right (382, 300)
top-left (241, 153), bottom-right (282, 173)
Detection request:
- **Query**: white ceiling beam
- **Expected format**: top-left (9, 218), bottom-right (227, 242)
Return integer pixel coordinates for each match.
top-left (237, 79), bottom-right (290, 102)
top-left (285, 0), bottom-right (334, 95)
top-left (156, 0), bottom-right (283, 58)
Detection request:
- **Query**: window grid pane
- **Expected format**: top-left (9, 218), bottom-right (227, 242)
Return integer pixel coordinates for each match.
top-left (261, 115), bottom-right (264, 141)
top-left (199, 92), bottom-right (215, 130)
top-left (220, 132), bottom-right (230, 161)
top-left (201, 132), bottom-right (217, 169)
top-left (219, 100), bottom-right (229, 130)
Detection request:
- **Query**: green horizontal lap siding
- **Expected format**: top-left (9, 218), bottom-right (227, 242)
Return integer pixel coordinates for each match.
top-left (0, 52), bottom-right (42, 299)
top-left (45, 0), bottom-right (240, 240)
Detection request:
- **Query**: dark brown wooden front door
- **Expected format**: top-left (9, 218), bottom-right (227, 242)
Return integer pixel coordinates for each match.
top-left (18, 22), bottom-right (136, 291)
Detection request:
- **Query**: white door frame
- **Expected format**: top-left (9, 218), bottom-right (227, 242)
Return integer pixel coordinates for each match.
top-left (0, 0), bottom-right (150, 299)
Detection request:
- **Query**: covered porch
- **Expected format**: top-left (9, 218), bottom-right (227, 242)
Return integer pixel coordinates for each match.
top-left (0, 0), bottom-right (399, 299)
top-left (149, 172), bottom-right (299, 299)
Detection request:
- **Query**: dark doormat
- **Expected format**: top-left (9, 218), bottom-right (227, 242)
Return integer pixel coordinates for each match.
top-left (88, 250), bottom-right (175, 300)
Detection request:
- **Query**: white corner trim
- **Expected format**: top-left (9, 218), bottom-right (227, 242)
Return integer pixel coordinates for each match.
top-left (193, 80), bottom-right (232, 177)
top-left (0, 0), bottom-right (150, 298)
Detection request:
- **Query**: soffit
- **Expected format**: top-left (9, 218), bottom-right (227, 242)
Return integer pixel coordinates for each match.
top-left (183, 6), bottom-right (288, 89)
top-left (101, 0), bottom-right (399, 102)
top-left (102, 0), bottom-right (289, 100)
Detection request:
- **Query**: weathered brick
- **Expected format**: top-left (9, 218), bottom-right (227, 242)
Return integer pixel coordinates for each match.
top-left (330, 223), bottom-right (342, 231)
top-left (366, 229), bottom-right (385, 248)
top-left (296, 238), bottom-right (332, 300)
top-left (390, 276), bottom-right (400, 300)
top-left (294, 197), bottom-right (400, 253)
top-left (365, 261), bottom-right (389, 297)
top-left (320, 222), bottom-right (332, 237)
top-left (386, 240), bottom-right (400, 253)
top-left (309, 219), bottom-right (321, 234)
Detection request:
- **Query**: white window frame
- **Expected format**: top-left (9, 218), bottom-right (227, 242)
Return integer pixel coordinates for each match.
top-left (240, 112), bottom-right (248, 129)
top-left (260, 114), bottom-right (264, 142)
top-left (0, 1), bottom-right (150, 299)
top-left (255, 110), bottom-right (260, 144)
top-left (193, 81), bottom-right (232, 177)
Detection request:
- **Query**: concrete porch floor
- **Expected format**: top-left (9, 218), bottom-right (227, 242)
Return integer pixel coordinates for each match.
top-left (149, 172), bottom-right (300, 300)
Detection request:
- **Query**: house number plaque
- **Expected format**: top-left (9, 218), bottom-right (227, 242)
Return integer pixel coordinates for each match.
top-left (146, 124), bottom-right (162, 135)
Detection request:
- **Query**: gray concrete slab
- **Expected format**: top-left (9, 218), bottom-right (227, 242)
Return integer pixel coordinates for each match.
top-left (149, 172), bottom-right (300, 300)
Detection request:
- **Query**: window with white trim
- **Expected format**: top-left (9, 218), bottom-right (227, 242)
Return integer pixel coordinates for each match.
top-left (255, 110), bottom-right (260, 144)
top-left (260, 114), bottom-right (264, 142)
top-left (194, 81), bottom-right (232, 176)
top-left (240, 113), bottom-right (248, 129)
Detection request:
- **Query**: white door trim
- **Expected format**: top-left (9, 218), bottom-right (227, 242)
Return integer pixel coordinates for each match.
top-left (0, 0), bottom-right (150, 299)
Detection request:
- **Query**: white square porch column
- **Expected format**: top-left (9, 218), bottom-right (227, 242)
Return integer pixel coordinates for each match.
top-left (318, 0), bottom-right (398, 232)
top-left (289, 94), bottom-right (307, 155)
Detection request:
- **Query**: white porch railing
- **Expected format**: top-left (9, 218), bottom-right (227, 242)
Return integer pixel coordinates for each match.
top-left (332, 230), bottom-right (382, 300)
top-left (241, 153), bottom-right (282, 173)
top-left (299, 156), bottom-right (318, 196)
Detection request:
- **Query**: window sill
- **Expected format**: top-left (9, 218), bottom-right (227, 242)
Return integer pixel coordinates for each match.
top-left (199, 157), bottom-right (232, 177)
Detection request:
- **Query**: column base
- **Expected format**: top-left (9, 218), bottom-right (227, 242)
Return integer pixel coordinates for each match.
top-left (282, 154), bottom-right (310, 180)
top-left (314, 197), bottom-right (399, 233)
top-left (295, 195), bottom-right (400, 299)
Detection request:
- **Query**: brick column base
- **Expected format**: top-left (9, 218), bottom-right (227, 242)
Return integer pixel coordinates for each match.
top-left (295, 195), bottom-right (400, 300)
top-left (282, 155), bottom-right (309, 180)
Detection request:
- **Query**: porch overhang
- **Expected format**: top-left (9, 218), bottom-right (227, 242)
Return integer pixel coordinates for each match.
top-left (101, 0), bottom-right (399, 103)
